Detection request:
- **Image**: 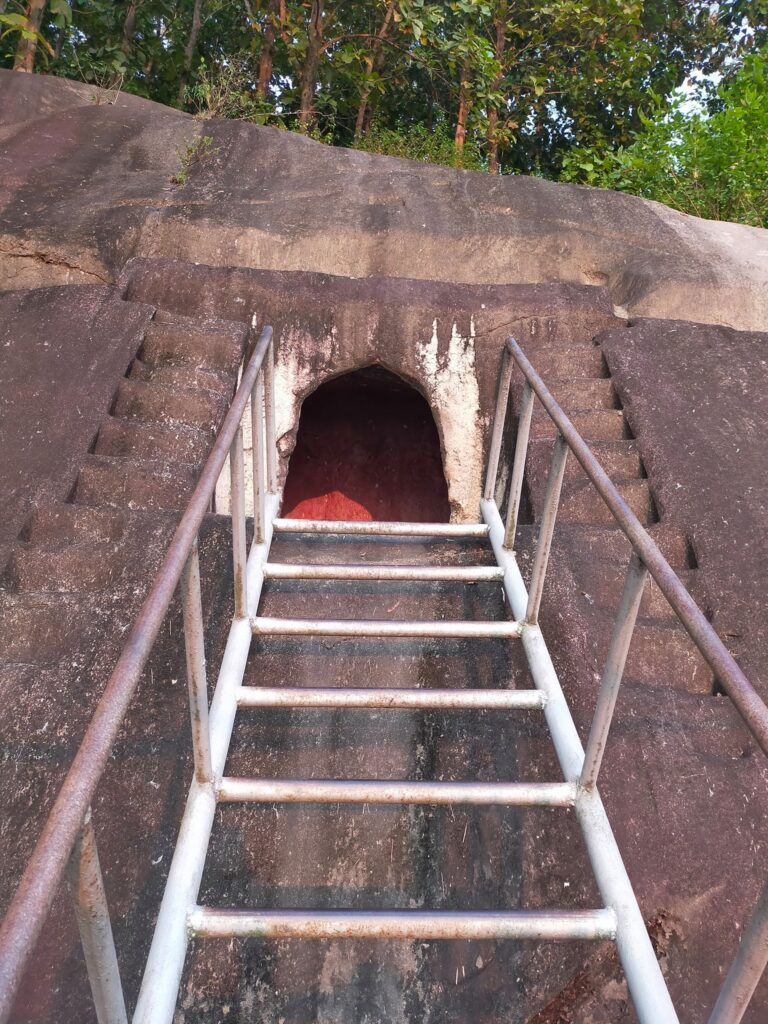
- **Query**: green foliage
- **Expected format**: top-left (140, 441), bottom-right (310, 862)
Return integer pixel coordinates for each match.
top-left (561, 50), bottom-right (768, 227)
top-left (355, 120), bottom-right (486, 170)
top-left (2, 1), bottom-right (766, 222)
top-left (171, 133), bottom-right (217, 185)
top-left (0, 0), bottom-right (70, 62)
top-left (185, 57), bottom-right (275, 124)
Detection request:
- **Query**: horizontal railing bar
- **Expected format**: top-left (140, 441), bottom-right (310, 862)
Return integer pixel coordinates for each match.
top-left (273, 518), bottom-right (489, 538)
top-left (235, 686), bottom-right (547, 710)
top-left (251, 617), bottom-right (523, 639)
top-left (505, 335), bottom-right (768, 757)
top-left (217, 778), bottom-right (576, 806)
top-left (0, 326), bottom-right (275, 1023)
top-left (188, 907), bottom-right (617, 941)
top-left (263, 563), bottom-right (504, 582)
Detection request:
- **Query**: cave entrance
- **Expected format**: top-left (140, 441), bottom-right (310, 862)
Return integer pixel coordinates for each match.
top-left (282, 366), bottom-right (450, 522)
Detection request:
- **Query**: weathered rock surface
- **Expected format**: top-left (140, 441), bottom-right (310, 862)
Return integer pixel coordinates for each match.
top-left (601, 319), bottom-right (768, 698)
top-left (1, 70), bottom-right (767, 331)
top-left (0, 285), bottom-right (153, 571)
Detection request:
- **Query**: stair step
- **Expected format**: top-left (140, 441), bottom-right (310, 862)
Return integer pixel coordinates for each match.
top-left (526, 345), bottom-right (606, 380)
top-left (141, 323), bottom-right (243, 373)
top-left (217, 778), bottom-right (576, 806)
top-left (0, 593), bottom-right (107, 665)
top-left (252, 616), bottom-right (522, 639)
top-left (558, 479), bottom-right (655, 526)
top-left (21, 503), bottom-right (127, 547)
top-left (626, 621), bottom-right (714, 693)
top-left (188, 907), bottom-right (617, 941)
top-left (525, 477), bottom-right (656, 527)
top-left (530, 408), bottom-right (627, 442)
top-left (577, 561), bottom-right (698, 620)
top-left (129, 359), bottom-right (235, 400)
top-left (152, 308), bottom-right (247, 334)
top-left (73, 456), bottom-right (199, 512)
top-left (263, 563), bottom-right (503, 582)
top-left (514, 377), bottom-right (616, 410)
top-left (274, 519), bottom-right (488, 538)
top-left (528, 438), bottom-right (643, 480)
top-left (95, 417), bottom-right (212, 463)
top-left (550, 523), bottom-right (692, 571)
top-left (113, 379), bottom-right (227, 431)
top-left (235, 686), bottom-right (546, 710)
top-left (1, 544), bottom-right (122, 593)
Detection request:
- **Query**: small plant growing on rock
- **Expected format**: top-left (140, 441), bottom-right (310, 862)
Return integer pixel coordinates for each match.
top-left (171, 135), bottom-right (217, 185)
top-left (186, 57), bottom-right (275, 125)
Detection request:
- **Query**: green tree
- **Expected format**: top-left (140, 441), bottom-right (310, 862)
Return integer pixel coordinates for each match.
top-left (2, 0), bottom-right (765, 188)
top-left (561, 47), bottom-right (768, 226)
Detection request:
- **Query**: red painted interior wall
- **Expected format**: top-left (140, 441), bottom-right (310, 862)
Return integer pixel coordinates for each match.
top-left (282, 367), bottom-right (450, 522)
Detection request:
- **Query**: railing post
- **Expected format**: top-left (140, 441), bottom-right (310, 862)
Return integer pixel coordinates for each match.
top-left (580, 552), bottom-right (648, 789)
top-left (504, 381), bottom-right (535, 548)
top-left (707, 878), bottom-right (768, 1024)
top-left (181, 538), bottom-right (213, 785)
top-left (483, 346), bottom-right (513, 502)
top-left (251, 372), bottom-right (266, 544)
top-left (525, 433), bottom-right (568, 624)
top-left (65, 810), bottom-right (128, 1024)
top-left (230, 423), bottom-right (248, 618)
top-left (263, 339), bottom-right (277, 494)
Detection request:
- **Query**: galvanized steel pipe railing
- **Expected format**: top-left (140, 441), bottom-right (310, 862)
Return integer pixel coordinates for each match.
top-left (485, 334), bottom-right (768, 1024)
top-left (0, 323), bottom-right (275, 1024)
top-left (500, 334), bottom-right (768, 756)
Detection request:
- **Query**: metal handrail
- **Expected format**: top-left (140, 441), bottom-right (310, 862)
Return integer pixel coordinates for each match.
top-left (2, 325), bottom-right (766, 1023)
top-left (0, 323), bottom-right (275, 1023)
top-left (502, 335), bottom-right (768, 755)
top-left (486, 334), bottom-right (768, 1024)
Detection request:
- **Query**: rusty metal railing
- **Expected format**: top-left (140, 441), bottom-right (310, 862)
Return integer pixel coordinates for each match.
top-left (484, 335), bottom-right (768, 1024)
top-left (0, 322), bottom-right (277, 1024)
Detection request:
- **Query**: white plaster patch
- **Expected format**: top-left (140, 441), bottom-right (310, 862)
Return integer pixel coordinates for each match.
top-left (417, 317), bottom-right (482, 521)
top-left (215, 322), bottom-right (336, 515)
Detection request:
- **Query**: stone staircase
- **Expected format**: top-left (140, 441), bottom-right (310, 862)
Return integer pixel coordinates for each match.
top-left (513, 331), bottom-right (714, 698)
top-left (0, 308), bottom-right (248, 919)
top-left (2, 302), bottom-right (760, 1024)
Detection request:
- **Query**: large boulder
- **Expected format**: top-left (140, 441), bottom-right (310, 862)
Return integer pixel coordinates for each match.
top-left (0, 70), bottom-right (766, 331)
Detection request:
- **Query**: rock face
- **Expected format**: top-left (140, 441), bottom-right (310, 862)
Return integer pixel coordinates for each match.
top-left (0, 286), bottom-right (153, 570)
top-left (1, 70), bottom-right (767, 331)
top-left (600, 319), bottom-right (768, 697)
top-left (0, 69), bottom-right (767, 1024)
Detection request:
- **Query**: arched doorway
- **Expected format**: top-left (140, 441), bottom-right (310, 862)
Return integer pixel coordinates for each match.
top-left (282, 366), bottom-right (450, 521)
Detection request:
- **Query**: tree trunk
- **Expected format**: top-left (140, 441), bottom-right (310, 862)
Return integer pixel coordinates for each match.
top-left (354, 0), bottom-right (397, 142)
top-left (177, 0), bottom-right (204, 103)
top-left (298, 0), bottom-right (323, 131)
top-left (454, 60), bottom-right (471, 158)
top-left (488, 1), bottom-right (507, 175)
top-left (54, 23), bottom-right (65, 60)
top-left (257, 0), bottom-right (280, 99)
top-left (13, 0), bottom-right (47, 72)
top-left (121, 0), bottom-right (138, 55)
